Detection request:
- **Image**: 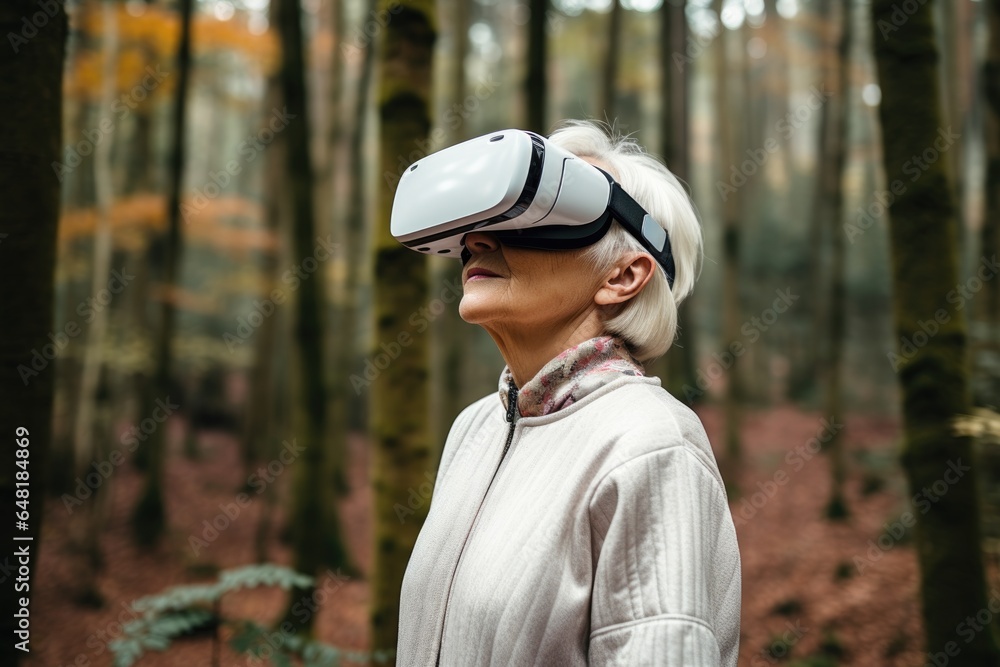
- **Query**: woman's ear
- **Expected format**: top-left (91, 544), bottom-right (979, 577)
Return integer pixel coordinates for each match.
top-left (594, 252), bottom-right (655, 307)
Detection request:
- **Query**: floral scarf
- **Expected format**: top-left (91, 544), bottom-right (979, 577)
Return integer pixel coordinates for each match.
top-left (498, 335), bottom-right (646, 419)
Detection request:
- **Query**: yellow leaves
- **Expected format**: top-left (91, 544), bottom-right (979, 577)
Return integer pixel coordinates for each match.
top-left (76, 4), bottom-right (179, 57)
top-left (59, 194), bottom-right (275, 257)
top-left (67, 3), bottom-right (279, 101)
top-left (59, 193), bottom-right (167, 245)
top-left (193, 14), bottom-right (279, 74)
top-left (180, 197), bottom-right (275, 256)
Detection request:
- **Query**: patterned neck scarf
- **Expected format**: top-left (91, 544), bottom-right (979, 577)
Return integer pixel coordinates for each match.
top-left (498, 335), bottom-right (646, 419)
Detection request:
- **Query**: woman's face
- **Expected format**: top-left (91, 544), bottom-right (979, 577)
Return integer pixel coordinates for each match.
top-left (458, 155), bottom-right (624, 334)
top-left (457, 229), bottom-right (610, 332)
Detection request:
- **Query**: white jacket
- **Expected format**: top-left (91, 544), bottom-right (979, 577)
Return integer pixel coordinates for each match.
top-left (397, 372), bottom-right (741, 666)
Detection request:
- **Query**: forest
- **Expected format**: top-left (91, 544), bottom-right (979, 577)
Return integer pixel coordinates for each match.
top-left (2, 0), bottom-right (1000, 665)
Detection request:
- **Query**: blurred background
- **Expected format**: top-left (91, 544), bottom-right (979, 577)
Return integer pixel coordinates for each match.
top-left (4, 0), bottom-right (1000, 665)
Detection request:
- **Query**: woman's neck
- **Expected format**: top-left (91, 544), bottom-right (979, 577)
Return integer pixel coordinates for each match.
top-left (484, 315), bottom-right (606, 388)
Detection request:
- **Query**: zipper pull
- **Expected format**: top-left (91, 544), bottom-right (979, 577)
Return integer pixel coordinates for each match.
top-left (506, 383), bottom-right (519, 423)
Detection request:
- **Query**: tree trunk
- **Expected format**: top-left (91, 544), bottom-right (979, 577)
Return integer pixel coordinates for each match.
top-left (126, 105), bottom-right (153, 194)
top-left (242, 70), bottom-right (284, 482)
top-left (371, 1), bottom-right (436, 660)
top-left (131, 0), bottom-right (194, 547)
top-left (323, 0), bottom-right (344, 177)
top-left (48, 0), bottom-right (94, 503)
top-left (275, 0), bottom-right (356, 631)
top-left (72, 0), bottom-right (119, 596)
top-left (433, 0), bottom-right (470, 452)
top-left (715, 1), bottom-right (743, 464)
top-left (784, 0), bottom-right (824, 403)
top-left (73, 0), bottom-right (117, 497)
top-left (937, 0), bottom-right (969, 237)
top-left (0, 1), bottom-right (67, 664)
top-left (823, 0), bottom-right (852, 521)
top-left (330, 0), bottom-right (379, 502)
top-left (526, 0), bottom-right (547, 133)
top-left (600, 0), bottom-right (621, 121)
top-left (320, 0), bottom-right (352, 498)
top-left (656, 0), bottom-right (699, 403)
top-left (253, 59), bottom-right (293, 562)
top-left (976, 0), bottom-right (1000, 408)
top-left (871, 0), bottom-right (1000, 662)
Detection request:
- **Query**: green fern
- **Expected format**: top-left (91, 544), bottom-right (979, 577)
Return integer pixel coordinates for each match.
top-left (108, 563), bottom-right (394, 667)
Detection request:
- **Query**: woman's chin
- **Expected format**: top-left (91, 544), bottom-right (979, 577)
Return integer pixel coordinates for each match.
top-left (458, 296), bottom-right (498, 324)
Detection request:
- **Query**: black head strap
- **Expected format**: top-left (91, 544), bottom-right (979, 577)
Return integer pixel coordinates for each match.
top-left (605, 179), bottom-right (677, 289)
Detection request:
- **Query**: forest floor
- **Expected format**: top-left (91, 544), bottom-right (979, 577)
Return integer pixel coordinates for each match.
top-left (26, 403), bottom-right (945, 667)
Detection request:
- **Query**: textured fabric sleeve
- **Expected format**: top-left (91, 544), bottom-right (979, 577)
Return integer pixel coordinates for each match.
top-left (587, 445), bottom-right (741, 667)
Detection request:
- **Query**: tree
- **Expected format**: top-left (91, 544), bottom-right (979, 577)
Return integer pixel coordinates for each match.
top-left (715, 0), bottom-right (744, 465)
top-left (245, 18), bottom-right (287, 562)
top-left (132, 0), bottom-right (194, 547)
top-left (73, 0), bottom-right (119, 593)
top-left (371, 0), bottom-right (436, 659)
top-left (657, 0), bottom-right (699, 404)
top-left (977, 0), bottom-right (1000, 407)
top-left (275, 0), bottom-right (355, 631)
top-left (322, 0), bottom-right (351, 497)
top-left (434, 0), bottom-right (470, 450)
top-left (937, 0), bottom-right (971, 233)
top-left (821, 0), bottom-right (853, 521)
top-left (526, 0), bottom-right (547, 133)
top-left (871, 0), bottom-right (1000, 662)
top-left (600, 0), bottom-right (621, 121)
top-left (795, 0), bottom-right (836, 404)
top-left (328, 0), bottom-right (379, 501)
top-left (0, 1), bottom-right (68, 663)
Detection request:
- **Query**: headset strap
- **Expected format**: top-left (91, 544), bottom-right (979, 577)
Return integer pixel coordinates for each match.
top-left (606, 178), bottom-right (677, 290)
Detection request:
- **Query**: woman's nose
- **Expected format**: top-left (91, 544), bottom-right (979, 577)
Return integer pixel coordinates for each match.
top-left (462, 231), bottom-right (500, 257)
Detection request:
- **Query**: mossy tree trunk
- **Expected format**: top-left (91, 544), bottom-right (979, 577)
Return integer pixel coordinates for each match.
top-left (371, 1), bottom-right (436, 660)
top-left (132, 0), bottom-right (193, 547)
top-left (822, 0), bottom-right (853, 521)
top-left (0, 1), bottom-right (67, 664)
top-left (275, 0), bottom-right (355, 631)
top-left (871, 0), bottom-right (1000, 662)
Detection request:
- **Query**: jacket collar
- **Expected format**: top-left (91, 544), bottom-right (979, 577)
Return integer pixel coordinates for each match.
top-left (498, 335), bottom-right (646, 420)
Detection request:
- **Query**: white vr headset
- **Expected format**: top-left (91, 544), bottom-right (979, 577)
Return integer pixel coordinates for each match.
top-left (389, 129), bottom-right (677, 288)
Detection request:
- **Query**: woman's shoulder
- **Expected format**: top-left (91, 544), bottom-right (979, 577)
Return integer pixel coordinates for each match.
top-left (452, 391), bottom-right (498, 431)
top-left (591, 380), bottom-right (724, 490)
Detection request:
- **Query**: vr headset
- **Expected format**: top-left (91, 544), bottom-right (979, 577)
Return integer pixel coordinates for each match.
top-left (389, 129), bottom-right (677, 288)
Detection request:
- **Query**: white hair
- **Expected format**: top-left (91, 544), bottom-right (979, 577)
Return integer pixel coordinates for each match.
top-left (547, 119), bottom-right (704, 365)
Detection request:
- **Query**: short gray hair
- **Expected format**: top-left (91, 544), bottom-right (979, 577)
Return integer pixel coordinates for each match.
top-left (547, 119), bottom-right (703, 365)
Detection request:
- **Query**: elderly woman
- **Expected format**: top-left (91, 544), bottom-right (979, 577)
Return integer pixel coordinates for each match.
top-left (395, 120), bottom-right (741, 666)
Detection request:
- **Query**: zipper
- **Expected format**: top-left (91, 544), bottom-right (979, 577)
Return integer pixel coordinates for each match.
top-left (434, 382), bottom-right (520, 667)
top-left (500, 382), bottom-right (519, 460)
